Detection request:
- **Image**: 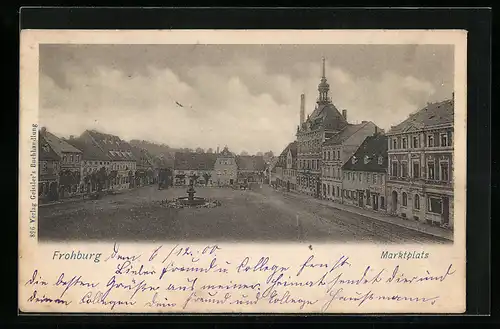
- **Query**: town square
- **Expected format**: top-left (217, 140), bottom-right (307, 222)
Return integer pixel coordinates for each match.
top-left (37, 44), bottom-right (455, 244)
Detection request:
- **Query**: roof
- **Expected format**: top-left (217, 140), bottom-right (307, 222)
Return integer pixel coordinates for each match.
top-left (85, 130), bottom-right (137, 161)
top-left (218, 146), bottom-right (235, 158)
top-left (39, 133), bottom-right (60, 161)
top-left (236, 155), bottom-right (266, 171)
top-left (131, 146), bottom-right (154, 167)
top-left (43, 130), bottom-right (82, 156)
top-left (323, 122), bottom-right (369, 146)
top-left (174, 152), bottom-right (218, 171)
top-left (342, 134), bottom-right (388, 173)
top-left (388, 99), bottom-right (454, 134)
top-left (274, 141), bottom-right (296, 168)
top-left (300, 103), bottom-right (349, 132)
top-left (65, 138), bottom-right (111, 161)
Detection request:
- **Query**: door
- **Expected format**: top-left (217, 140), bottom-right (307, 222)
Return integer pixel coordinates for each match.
top-left (358, 192), bottom-right (364, 207)
top-left (373, 195), bottom-right (378, 210)
top-left (287, 181), bottom-right (290, 192)
top-left (391, 191), bottom-right (398, 214)
top-left (442, 196), bottom-right (450, 225)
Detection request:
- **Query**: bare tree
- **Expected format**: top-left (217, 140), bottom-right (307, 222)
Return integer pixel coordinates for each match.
top-left (240, 150), bottom-right (249, 156)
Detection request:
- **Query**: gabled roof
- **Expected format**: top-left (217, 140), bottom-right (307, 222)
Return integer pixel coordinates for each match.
top-left (174, 152), bottom-right (218, 171)
top-left (323, 122), bottom-right (369, 146)
top-left (65, 138), bottom-right (111, 161)
top-left (236, 155), bottom-right (266, 171)
top-left (388, 99), bottom-right (454, 134)
top-left (43, 130), bottom-right (82, 156)
top-left (85, 130), bottom-right (137, 161)
top-left (39, 133), bottom-right (60, 161)
top-left (300, 103), bottom-right (349, 132)
top-left (342, 134), bottom-right (388, 173)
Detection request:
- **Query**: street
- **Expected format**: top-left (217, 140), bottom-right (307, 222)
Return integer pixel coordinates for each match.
top-left (39, 184), bottom-right (450, 244)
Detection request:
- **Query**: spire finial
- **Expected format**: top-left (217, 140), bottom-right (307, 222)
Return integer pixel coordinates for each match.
top-left (322, 56), bottom-right (326, 78)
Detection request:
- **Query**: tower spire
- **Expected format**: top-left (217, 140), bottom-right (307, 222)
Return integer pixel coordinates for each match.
top-left (322, 56), bottom-right (326, 78)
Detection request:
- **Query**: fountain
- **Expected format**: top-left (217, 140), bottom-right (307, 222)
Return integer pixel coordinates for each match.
top-left (161, 175), bottom-right (221, 209)
top-left (176, 179), bottom-right (207, 206)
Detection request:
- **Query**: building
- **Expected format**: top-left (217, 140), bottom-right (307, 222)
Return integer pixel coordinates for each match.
top-left (173, 152), bottom-right (217, 186)
top-left (296, 58), bottom-right (350, 197)
top-left (341, 133), bottom-right (388, 212)
top-left (283, 141), bottom-right (298, 191)
top-left (38, 131), bottom-right (61, 202)
top-left (321, 122), bottom-right (381, 203)
top-left (66, 137), bottom-right (112, 193)
top-left (386, 98), bottom-right (454, 229)
top-left (79, 130), bottom-right (137, 190)
top-left (131, 146), bottom-right (155, 187)
top-left (213, 146), bottom-right (237, 186)
top-left (236, 155), bottom-right (266, 184)
top-left (41, 128), bottom-right (82, 198)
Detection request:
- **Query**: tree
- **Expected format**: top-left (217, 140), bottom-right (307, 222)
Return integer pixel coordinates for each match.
top-left (256, 152), bottom-right (263, 156)
top-left (203, 172), bottom-right (212, 186)
top-left (206, 148), bottom-right (213, 153)
top-left (195, 147), bottom-right (204, 153)
top-left (264, 151), bottom-right (274, 158)
top-left (240, 151), bottom-right (249, 156)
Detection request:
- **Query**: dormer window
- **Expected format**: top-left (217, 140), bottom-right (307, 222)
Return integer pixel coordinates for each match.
top-left (352, 156), bottom-right (357, 164)
top-left (364, 156), bottom-right (370, 164)
top-left (378, 156), bottom-right (383, 165)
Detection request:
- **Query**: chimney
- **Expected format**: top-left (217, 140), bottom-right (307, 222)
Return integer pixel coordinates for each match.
top-left (300, 94), bottom-right (305, 125)
top-left (342, 109), bottom-right (347, 121)
top-left (41, 127), bottom-right (47, 135)
top-left (217, 146), bottom-right (220, 154)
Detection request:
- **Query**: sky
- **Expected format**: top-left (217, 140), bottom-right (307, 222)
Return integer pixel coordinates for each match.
top-left (39, 44), bottom-right (454, 155)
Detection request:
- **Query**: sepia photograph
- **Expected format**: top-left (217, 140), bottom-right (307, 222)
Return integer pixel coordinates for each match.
top-left (37, 43), bottom-right (455, 244)
top-left (19, 29), bottom-right (467, 314)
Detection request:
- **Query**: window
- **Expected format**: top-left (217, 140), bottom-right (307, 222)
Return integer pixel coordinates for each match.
top-left (413, 162), bottom-right (420, 179)
top-left (440, 162), bottom-right (449, 181)
top-left (428, 197), bottom-right (443, 214)
top-left (323, 152), bottom-right (326, 160)
top-left (366, 173), bottom-right (370, 182)
top-left (413, 136), bottom-right (419, 148)
top-left (397, 138), bottom-right (402, 149)
top-left (329, 151), bottom-right (332, 160)
top-left (402, 192), bottom-right (408, 206)
top-left (359, 173), bottom-right (362, 182)
top-left (63, 155), bottom-right (67, 163)
top-left (378, 156), bottom-right (383, 165)
top-left (441, 133), bottom-right (448, 147)
top-left (337, 151), bottom-right (340, 159)
top-left (391, 161), bottom-right (398, 176)
top-left (336, 187), bottom-right (340, 196)
top-left (76, 155), bottom-right (80, 162)
top-left (428, 162), bottom-right (435, 180)
top-left (380, 196), bottom-right (386, 209)
top-left (414, 194), bottom-right (420, 210)
top-left (373, 174), bottom-right (378, 184)
top-left (392, 139), bottom-right (397, 149)
top-left (427, 135), bottom-right (434, 147)
top-left (401, 162), bottom-right (408, 178)
top-left (402, 138), bottom-right (407, 149)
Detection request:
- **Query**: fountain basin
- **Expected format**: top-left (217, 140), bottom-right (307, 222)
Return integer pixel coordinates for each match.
top-left (177, 196), bottom-right (207, 207)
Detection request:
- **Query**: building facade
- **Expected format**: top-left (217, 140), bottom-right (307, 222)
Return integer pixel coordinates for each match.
top-left (386, 99), bottom-right (454, 229)
top-left (173, 152), bottom-right (217, 186)
top-left (321, 122), bottom-right (381, 203)
top-left (214, 147), bottom-right (237, 186)
top-left (131, 146), bottom-right (155, 187)
top-left (80, 130), bottom-right (137, 191)
top-left (296, 58), bottom-right (349, 198)
top-left (341, 134), bottom-right (388, 212)
top-left (38, 131), bottom-right (61, 202)
top-left (236, 155), bottom-right (266, 184)
top-left (283, 142), bottom-right (298, 191)
top-left (42, 128), bottom-right (82, 198)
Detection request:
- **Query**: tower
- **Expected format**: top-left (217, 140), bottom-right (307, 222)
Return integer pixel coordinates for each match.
top-left (300, 94), bottom-right (305, 125)
top-left (317, 57), bottom-right (331, 105)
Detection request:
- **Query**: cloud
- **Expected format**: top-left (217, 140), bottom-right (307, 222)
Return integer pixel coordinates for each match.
top-left (40, 58), bottom-right (440, 155)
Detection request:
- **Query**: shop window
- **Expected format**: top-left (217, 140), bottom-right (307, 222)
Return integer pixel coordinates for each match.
top-left (428, 197), bottom-right (443, 214)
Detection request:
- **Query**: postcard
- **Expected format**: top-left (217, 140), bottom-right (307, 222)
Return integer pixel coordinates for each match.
top-left (19, 29), bottom-right (467, 313)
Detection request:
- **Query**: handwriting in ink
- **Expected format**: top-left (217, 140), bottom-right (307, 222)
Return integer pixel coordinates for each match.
top-left (267, 289), bottom-right (319, 310)
top-left (24, 270), bottom-right (48, 286)
top-left (115, 261), bottom-right (157, 276)
top-left (105, 242), bottom-right (142, 262)
top-left (105, 275), bottom-right (160, 300)
top-left (236, 256), bottom-right (290, 282)
top-left (80, 290), bottom-right (136, 310)
top-left (386, 264), bottom-right (456, 284)
top-left (182, 291), bottom-right (232, 310)
top-left (159, 257), bottom-right (228, 279)
top-left (55, 273), bottom-right (100, 298)
top-left (322, 287), bottom-right (440, 311)
top-left (144, 292), bottom-right (177, 308)
top-left (28, 290), bottom-right (71, 306)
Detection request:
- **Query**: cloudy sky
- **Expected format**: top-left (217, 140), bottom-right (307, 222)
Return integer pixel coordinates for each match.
top-left (39, 44), bottom-right (453, 154)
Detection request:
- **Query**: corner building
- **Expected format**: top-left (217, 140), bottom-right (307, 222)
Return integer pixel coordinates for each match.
top-left (386, 98), bottom-right (454, 229)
